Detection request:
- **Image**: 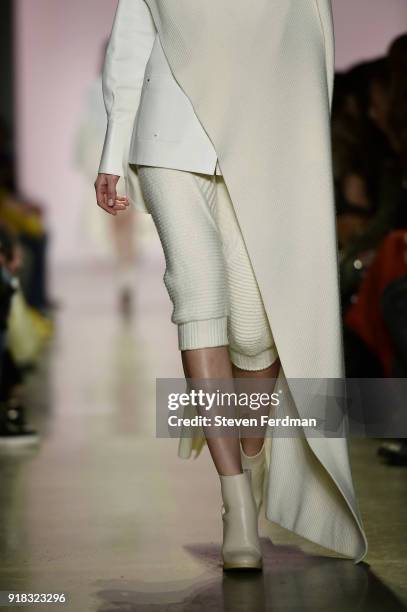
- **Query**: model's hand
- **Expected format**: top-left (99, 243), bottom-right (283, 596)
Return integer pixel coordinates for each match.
top-left (94, 173), bottom-right (129, 216)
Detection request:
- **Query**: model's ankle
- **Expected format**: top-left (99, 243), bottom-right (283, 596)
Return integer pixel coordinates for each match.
top-left (218, 468), bottom-right (244, 477)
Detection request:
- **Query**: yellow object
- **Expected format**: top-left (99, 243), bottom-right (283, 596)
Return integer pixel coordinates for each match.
top-left (0, 191), bottom-right (44, 238)
top-left (7, 289), bottom-right (53, 366)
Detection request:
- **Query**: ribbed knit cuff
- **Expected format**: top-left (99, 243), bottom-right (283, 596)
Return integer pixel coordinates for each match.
top-left (229, 345), bottom-right (279, 371)
top-left (178, 316), bottom-right (229, 351)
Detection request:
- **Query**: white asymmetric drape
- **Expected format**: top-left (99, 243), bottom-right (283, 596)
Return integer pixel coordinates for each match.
top-left (141, 0), bottom-right (368, 563)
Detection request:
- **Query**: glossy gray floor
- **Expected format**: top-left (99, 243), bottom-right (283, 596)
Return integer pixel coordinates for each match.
top-left (0, 248), bottom-right (406, 611)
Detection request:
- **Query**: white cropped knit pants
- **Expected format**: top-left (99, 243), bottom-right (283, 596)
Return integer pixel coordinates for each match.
top-left (137, 166), bottom-right (279, 371)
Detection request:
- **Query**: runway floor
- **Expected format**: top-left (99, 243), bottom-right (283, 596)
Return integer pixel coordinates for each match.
top-left (0, 246), bottom-right (406, 611)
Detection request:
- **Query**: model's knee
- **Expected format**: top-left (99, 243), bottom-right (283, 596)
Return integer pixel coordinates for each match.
top-left (228, 319), bottom-right (275, 357)
top-left (164, 264), bottom-right (228, 323)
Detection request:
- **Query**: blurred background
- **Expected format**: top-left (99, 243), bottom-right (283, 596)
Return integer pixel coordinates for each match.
top-left (0, 1), bottom-right (406, 610)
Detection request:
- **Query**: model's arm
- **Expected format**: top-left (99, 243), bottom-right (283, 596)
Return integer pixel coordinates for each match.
top-left (95, 0), bottom-right (156, 215)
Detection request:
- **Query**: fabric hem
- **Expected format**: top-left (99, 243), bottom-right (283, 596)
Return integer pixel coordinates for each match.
top-left (229, 346), bottom-right (279, 371)
top-left (178, 316), bottom-right (229, 350)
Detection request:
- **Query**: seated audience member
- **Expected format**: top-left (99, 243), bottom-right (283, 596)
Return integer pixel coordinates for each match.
top-left (341, 34), bottom-right (407, 464)
top-left (336, 58), bottom-right (404, 305)
top-left (0, 225), bottom-right (38, 443)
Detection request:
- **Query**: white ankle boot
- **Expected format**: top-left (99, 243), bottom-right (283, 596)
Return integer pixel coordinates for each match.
top-left (219, 471), bottom-right (262, 570)
top-left (240, 442), bottom-right (266, 515)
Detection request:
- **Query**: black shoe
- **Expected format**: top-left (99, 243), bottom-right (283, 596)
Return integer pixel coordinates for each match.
top-left (377, 440), bottom-right (407, 466)
top-left (0, 402), bottom-right (39, 447)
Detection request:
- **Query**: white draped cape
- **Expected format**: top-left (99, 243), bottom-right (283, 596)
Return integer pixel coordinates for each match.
top-left (143, 0), bottom-right (368, 563)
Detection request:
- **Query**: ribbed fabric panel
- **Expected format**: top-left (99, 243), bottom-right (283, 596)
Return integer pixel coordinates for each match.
top-left (266, 379), bottom-right (367, 561)
top-left (215, 177), bottom-right (278, 366)
top-left (178, 316), bottom-right (228, 350)
top-left (137, 165), bottom-right (278, 369)
top-left (229, 346), bottom-right (277, 371)
top-left (137, 165), bottom-right (229, 325)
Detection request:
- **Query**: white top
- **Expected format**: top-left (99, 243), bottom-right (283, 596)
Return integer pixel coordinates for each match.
top-left (98, 0), bottom-right (222, 178)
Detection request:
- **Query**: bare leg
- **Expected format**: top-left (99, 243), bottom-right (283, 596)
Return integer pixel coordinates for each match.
top-left (181, 346), bottom-right (243, 476)
top-left (233, 357), bottom-right (281, 456)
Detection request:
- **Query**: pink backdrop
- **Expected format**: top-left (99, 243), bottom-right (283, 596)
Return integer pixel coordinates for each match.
top-left (15, 0), bottom-right (407, 263)
top-left (333, 0), bottom-right (407, 68)
top-left (15, 0), bottom-right (118, 264)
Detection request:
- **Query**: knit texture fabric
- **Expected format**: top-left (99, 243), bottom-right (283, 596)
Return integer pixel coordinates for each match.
top-left (137, 165), bottom-right (278, 370)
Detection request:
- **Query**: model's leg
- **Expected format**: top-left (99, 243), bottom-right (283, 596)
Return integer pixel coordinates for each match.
top-left (181, 345), bottom-right (262, 571)
top-left (181, 346), bottom-right (242, 476)
top-left (214, 176), bottom-right (282, 513)
top-left (137, 165), bottom-right (262, 570)
top-left (137, 166), bottom-right (242, 475)
top-left (232, 359), bottom-right (280, 456)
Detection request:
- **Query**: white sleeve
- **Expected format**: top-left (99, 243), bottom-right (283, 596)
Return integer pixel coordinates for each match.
top-left (98, 0), bottom-right (156, 176)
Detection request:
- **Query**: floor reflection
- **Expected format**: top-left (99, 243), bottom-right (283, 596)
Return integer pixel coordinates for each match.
top-left (94, 539), bottom-right (405, 611)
